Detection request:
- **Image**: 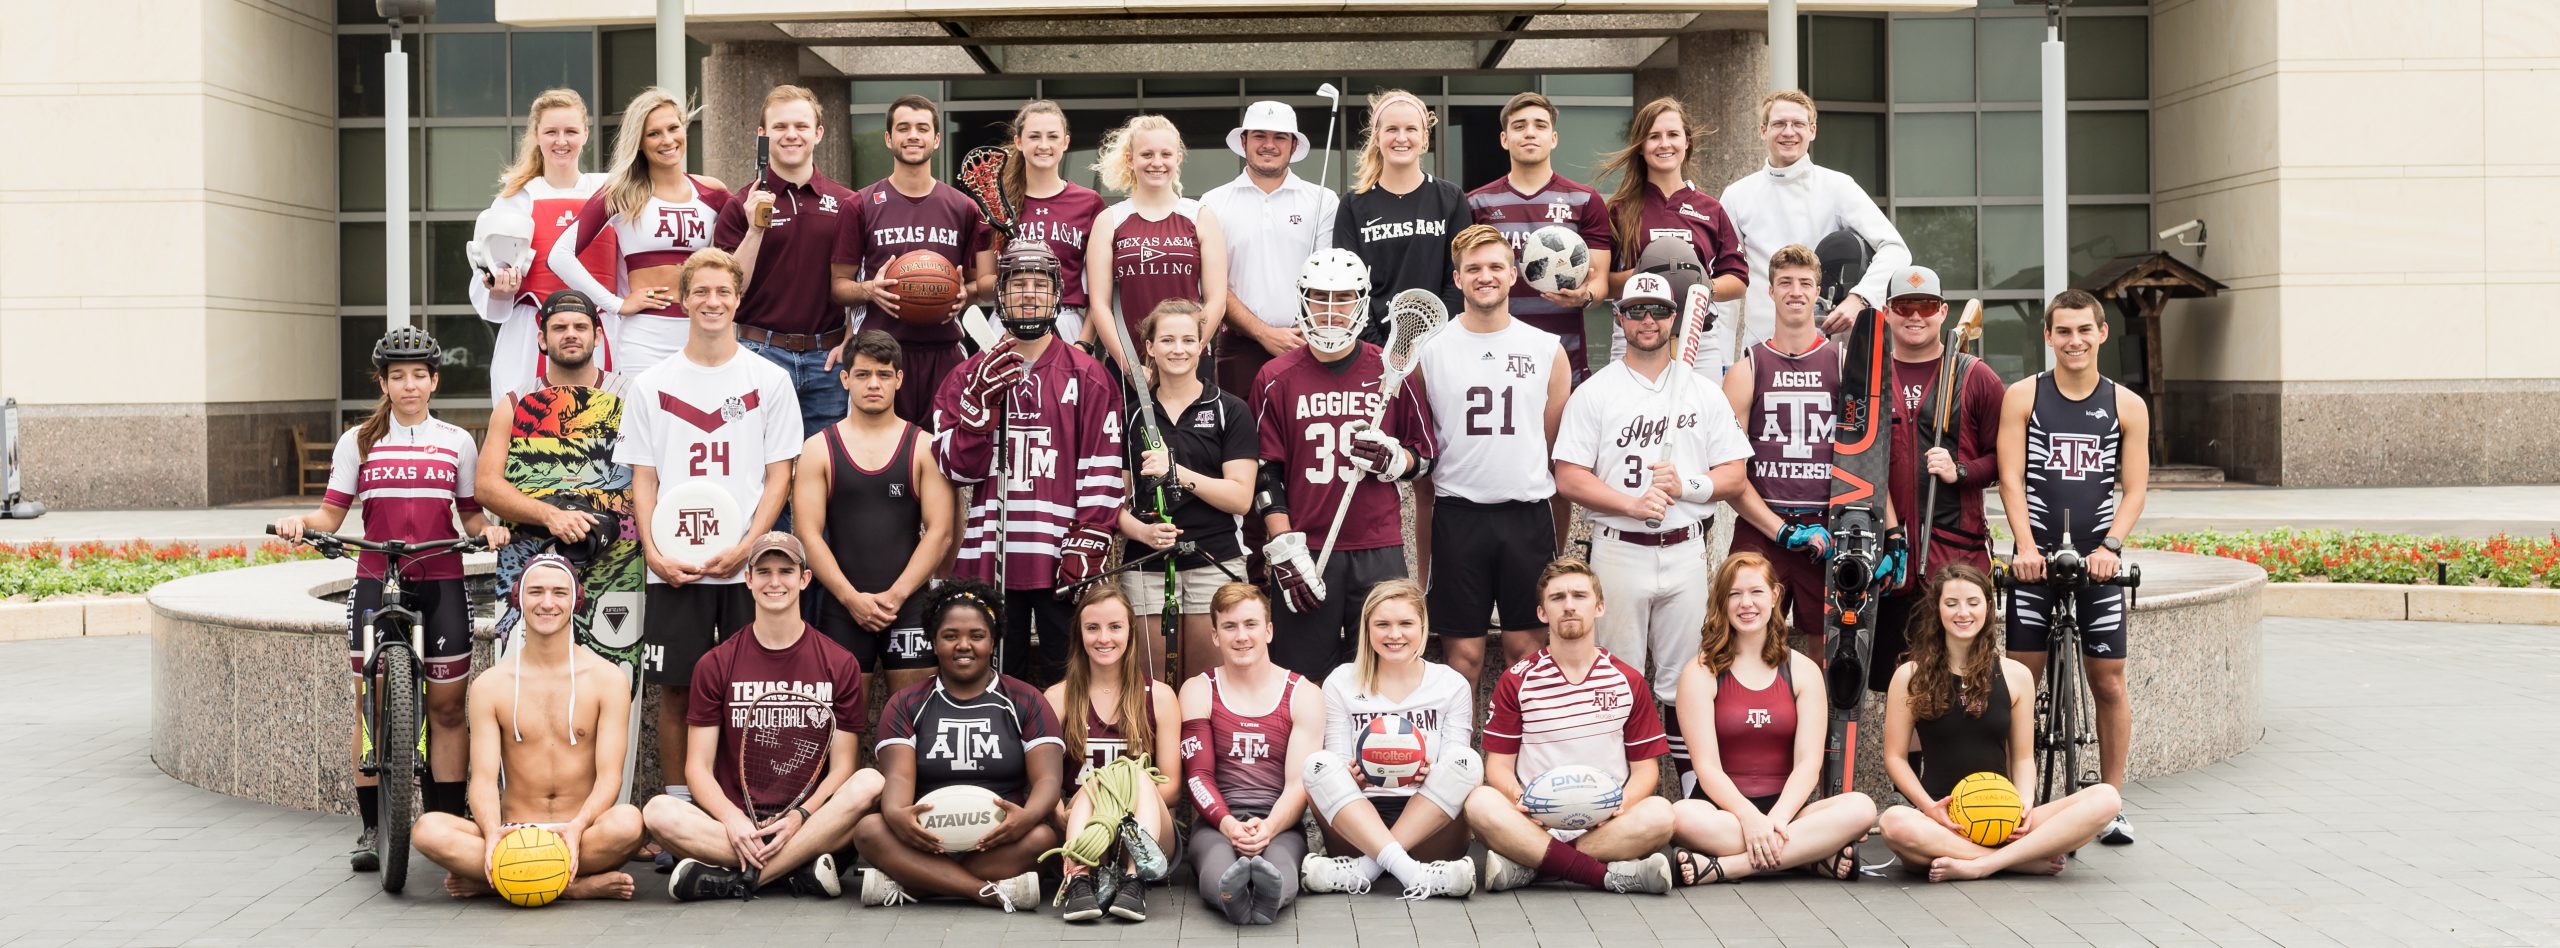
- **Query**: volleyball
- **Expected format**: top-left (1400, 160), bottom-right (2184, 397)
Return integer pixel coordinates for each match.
top-left (490, 825), bottom-right (573, 907)
top-left (1947, 771), bottom-right (2024, 847)
top-left (1355, 713), bottom-right (1428, 788)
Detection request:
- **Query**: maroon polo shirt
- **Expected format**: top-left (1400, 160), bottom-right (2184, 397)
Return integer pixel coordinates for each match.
top-left (713, 167), bottom-right (859, 337)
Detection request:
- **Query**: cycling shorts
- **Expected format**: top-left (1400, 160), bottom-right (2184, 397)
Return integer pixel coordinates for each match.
top-left (347, 577), bottom-right (476, 683)
top-left (2004, 581), bottom-right (2127, 660)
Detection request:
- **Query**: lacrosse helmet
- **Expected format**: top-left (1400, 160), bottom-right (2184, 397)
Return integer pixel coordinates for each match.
top-left (1296, 248), bottom-right (1372, 355)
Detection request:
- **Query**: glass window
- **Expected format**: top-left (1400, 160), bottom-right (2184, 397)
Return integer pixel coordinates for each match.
top-left (340, 128), bottom-right (384, 213)
top-left (950, 79), bottom-right (1038, 101)
top-left (1346, 76), bottom-right (1442, 97)
top-left (1977, 16), bottom-right (2044, 102)
top-left (1896, 206), bottom-right (1979, 291)
top-left (1892, 113), bottom-right (1974, 197)
top-left (1978, 110), bottom-right (2040, 197)
top-left (2068, 16), bottom-right (2148, 100)
top-left (427, 33), bottom-right (507, 117)
top-left (1044, 78), bottom-right (1137, 99)
top-left (426, 126), bottom-right (510, 210)
top-left (340, 223), bottom-right (423, 308)
top-left (1552, 105), bottom-right (1631, 186)
top-left (338, 0), bottom-right (377, 24)
top-left (1061, 110), bottom-right (1115, 191)
top-left (848, 112), bottom-right (891, 185)
top-left (1892, 18), bottom-right (1974, 103)
top-left (341, 315), bottom-right (387, 399)
top-left (1980, 204), bottom-right (2040, 291)
top-left (1976, 300), bottom-right (2040, 383)
top-left (429, 312), bottom-right (495, 399)
top-left (1808, 16), bottom-right (1885, 103)
top-left (2069, 204), bottom-right (2150, 281)
top-left (338, 33), bottom-right (422, 119)
top-left (600, 30), bottom-right (705, 112)
top-left (852, 80), bottom-right (941, 105)
top-left (427, 221), bottom-right (479, 306)
top-left (509, 31), bottom-right (594, 110)
top-left (1162, 110), bottom-right (1244, 196)
top-left (431, 0), bottom-right (493, 23)
top-left (1449, 74), bottom-right (1534, 97)
top-left (1543, 74), bottom-right (1634, 98)
top-left (1816, 111), bottom-right (1886, 197)
top-left (2068, 110), bottom-right (2148, 195)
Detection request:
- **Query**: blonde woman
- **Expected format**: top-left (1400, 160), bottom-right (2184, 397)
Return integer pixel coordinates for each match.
top-left (1117, 300), bottom-right (1258, 683)
top-left (1005, 100), bottom-right (1105, 344)
top-left (1084, 115), bottom-right (1227, 369)
top-left (1044, 587), bottom-right (1183, 922)
top-left (1298, 580), bottom-right (1479, 900)
top-left (1330, 89), bottom-right (1470, 346)
top-left (551, 87), bottom-right (730, 377)
top-left (469, 89), bottom-right (608, 405)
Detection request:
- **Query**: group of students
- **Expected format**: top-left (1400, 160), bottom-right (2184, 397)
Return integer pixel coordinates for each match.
top-left (280, 76), bottom-right (2153, 918)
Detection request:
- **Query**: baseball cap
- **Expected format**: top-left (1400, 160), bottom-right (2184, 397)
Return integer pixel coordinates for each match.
top-left (746, 531), bottom-right (806, 568)
top-left (1226, 101), bottom-right (1310, 162)
top-left (540, 290), bottom-right (597, 325)
top-left (1885, 265), bottom-right (1943, 301)
top-left (1619, 272), bottom-right (1677, 309)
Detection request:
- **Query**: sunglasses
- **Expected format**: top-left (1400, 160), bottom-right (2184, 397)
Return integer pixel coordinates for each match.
top-left (1887, 299), bottom-right (1944, 317)
top-left (1619, 305), bottom-right (1676, 322)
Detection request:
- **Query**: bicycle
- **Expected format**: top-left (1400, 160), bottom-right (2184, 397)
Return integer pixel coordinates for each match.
top-left (1993, 527), bottom-right (2140, 811)
top-left (267, 525), bottom-right (487, 894)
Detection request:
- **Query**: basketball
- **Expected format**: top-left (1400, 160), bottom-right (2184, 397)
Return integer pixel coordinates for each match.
top-left (915, 784), bottom-right (1006, 853)
top-left (490, 825), bottom-right (572, 907)
top-left (884, 249), bottom-right (964, 325)
top-left (1948, 771), bottom-right (2024, 847)
top-left (1520, 764), bottom-right (1623, 830)
top-left (1520, 225), bottom-right (1591, 294)
top-left (1355, 713), bottom-right (1428, 789)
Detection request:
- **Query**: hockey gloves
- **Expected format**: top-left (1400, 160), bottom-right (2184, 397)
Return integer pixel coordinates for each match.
top-left (1055, 523), bottom-right (1113, 595)
top-left (951, 337), bottom-right (1027, 434)
top-left (1342, 421), bottom-right (1412, 481)
top-left (1263, 531), bottom-right (1327, 614)
top-left (1873, 526), bottom-right (1909, 590)
top-left (1779, 523), bottom-right (1836, 562)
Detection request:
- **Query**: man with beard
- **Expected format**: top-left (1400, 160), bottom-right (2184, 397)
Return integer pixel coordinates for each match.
top-left (1202, 101), bottom-right (1338, 399)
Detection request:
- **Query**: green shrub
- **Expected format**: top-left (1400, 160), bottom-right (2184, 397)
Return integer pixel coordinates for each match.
top-left (0, 540), bottom-right (319, 601)
top-left (2134, 529), bottom-right (2560, 589)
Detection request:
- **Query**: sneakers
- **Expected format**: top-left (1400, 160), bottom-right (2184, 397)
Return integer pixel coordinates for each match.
top-left (669, 858), bottom-right (754, 902)
top-left (978, 870), bottom-right (1039, 913)
top-left (348, 827), bottom-right (380, 873)
top-left (1107, 872), bottom-right (1148, 921)
top-left (1483, 849), bottom-right (1536, 893)
top-left (858, 868), bottom-right (916, 907)
top-left (1602, 853), bottom-right (1673, 895)
top-left (1060, 872), bottom-right (1104, 922)
top-left (2099, 813), bottom-right (2135, 846)
top-left (1300, 854), bottom-right (1374, 895)
top-left (1397, 859), bottom-right (1476, 901)
top-left (783, 853), bottom-right (842, 899)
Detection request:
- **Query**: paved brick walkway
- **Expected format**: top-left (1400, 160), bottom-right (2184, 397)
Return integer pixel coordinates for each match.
top-left (2, 619), bottom-right (2554, 946)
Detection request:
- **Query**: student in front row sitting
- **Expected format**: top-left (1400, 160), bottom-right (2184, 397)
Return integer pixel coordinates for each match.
top-left (1299, 580), bottom-right (1482, 900)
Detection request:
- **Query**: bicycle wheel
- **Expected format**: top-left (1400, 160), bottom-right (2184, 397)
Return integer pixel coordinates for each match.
top-left (377, 640), bottom-right (422, 895)
top-left (2048, 645), bottom-right (2091, 807)
top-left (2035, 660), bottom-right (2071, 808)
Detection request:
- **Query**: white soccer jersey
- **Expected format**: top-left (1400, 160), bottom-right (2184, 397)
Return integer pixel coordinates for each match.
top-left (614, 346), bottom-right (802, 584)
top-left (1416, 318), bottom-right (1561, 503)
top-left (1553, 357), bottom-right (1752, 533)
top-left (1320, 661), bottom-right (1475, 799)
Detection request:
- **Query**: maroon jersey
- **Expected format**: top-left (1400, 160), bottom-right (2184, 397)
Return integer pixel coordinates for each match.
top-left (1886, 354), bottom-right (2007, 579)
top-left (713, 169), bottom-right (857, 336)
top-left (1466, 174), bottom-right (1612, 368)
top-left (929, 340), bottom-right (1126, 590)
top-left (686, 626), bottom-right (867, 810)
top-left (1613, 182), bottom-right (1747, 285)
top-left (1713, 663), bottom-right (1797, 799)
top-left (1062, 679), bottom-right (1152, 796)
top-left (555, 176), bottom-right (731, 321)
top-left (1102, 198), bottom-right (1204, 333)
top-left (1019, 183), bottom-right (1105, 310)
top-left (1193, 670), bottom-right (1302, 817)
top-left (830, 179), bottom-right (991, 345)
top-left (1251, 344), bottom-right (1438, 551)
top-left (1742, 338), bottom-right (1841, 512)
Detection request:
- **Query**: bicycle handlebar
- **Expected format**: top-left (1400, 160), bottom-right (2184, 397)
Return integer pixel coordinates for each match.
top-left (265, 524), bottom-right (488, 560)
top-left (1990, 549), bottom-right (2141, 590)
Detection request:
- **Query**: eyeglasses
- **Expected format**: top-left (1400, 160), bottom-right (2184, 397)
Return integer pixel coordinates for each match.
top-left (1887, 299), bottom-right (1944, 318)
top-left (1619, 305), bottom-right (1676, 322)
top-left (1765, 120), bottom-right (1811, 132)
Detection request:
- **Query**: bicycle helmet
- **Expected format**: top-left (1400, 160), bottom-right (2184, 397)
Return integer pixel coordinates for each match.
top-left (371, 325), bottom-right (443, 370)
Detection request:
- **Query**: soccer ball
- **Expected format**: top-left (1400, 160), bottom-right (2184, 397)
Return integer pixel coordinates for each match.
top-left (1521, 225), bottom-right (1591, 294)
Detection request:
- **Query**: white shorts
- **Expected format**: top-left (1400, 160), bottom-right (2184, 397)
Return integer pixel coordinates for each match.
top-left (1120, 558), bottom-right (1247, 616)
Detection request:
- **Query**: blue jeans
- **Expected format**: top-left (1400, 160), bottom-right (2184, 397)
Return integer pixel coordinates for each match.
top-left (740, 338), bottom-right (849, 438)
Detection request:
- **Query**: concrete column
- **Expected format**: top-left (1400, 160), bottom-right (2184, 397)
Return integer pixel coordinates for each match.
top-left (1675, 29), bottom-right (1770, 194)
top-left (810, 78), bottom-right (853, 186)
top-left (700, 41), bottom-right (798, 190)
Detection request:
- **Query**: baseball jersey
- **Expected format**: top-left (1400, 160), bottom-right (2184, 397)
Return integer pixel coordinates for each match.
top-left (686, 626), bottom-right (867, 809)
top-left (1251, 343), bottom-right (1439, 550)
top-left (2023, 372), bottom-right (2122, 555)
top-left (1102, 198), bottom-right (1204, 335)
top-left (1335, 176), bottom-right (1471, 345)
top-left (1320, 661), bottom-right (1473, 800)
top-left (1192, 670), bottom-right (1304, 818)
top-left (1018, 182), bottom-right (1106, 310)
top-left (323, 417), bottom-right (482, 582)
top-left (878, 674), bottom-right (1063, 806)
top-left (1415, 317), bottom-right (1561, 503)
top-left (552, 176), bottom-right (732, 372)
top-left (1465, 174), bottom-right (1612, 353)
top-left (1202, 172), bottom-right (1336, 329)
top-left (1482, 647), bottom-right (1668, 788)
top-left (1611, 181), bottom-right (1747, 284)
top-left (712, 168), bottom-right (858, 337)
top-left (1554, 358), bottom-right (1752, 534)
top-left (1886, 354), bottom-right (2006, 575)
top-left (929, 340), bottom-right (1126, 590)
top-left (830, 179), bottom-right (991, 346)
top-left (613, 346), bottom-right (803, 584)
top-left (1741, 338), bottom-right (1841, 512)
top-left (469, 172), bottom-right (610, 405)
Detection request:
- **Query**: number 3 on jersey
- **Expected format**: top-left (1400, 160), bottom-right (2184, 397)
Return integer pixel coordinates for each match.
top-left (1301, 421), bottom-right (1362, 485)
top-left (688, 441), bottom-right (731, 478)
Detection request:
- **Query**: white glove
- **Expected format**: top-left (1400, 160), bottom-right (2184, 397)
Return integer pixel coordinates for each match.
top-left (1343, 421), bottom-right (1412, 481)
top-left (1262, 531), bottom-right (1327, 614)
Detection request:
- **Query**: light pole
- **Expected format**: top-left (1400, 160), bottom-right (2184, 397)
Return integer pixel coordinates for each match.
top-left (2041, 0), bottom-right (2070, 368)
top-left (378, 1), bottom-right (436, 330)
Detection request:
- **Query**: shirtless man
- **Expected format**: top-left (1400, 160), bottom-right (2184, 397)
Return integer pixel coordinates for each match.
top-left (415, 554), bottom-right (645, 900)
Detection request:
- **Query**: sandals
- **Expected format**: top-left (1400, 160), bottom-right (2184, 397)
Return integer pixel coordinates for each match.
top-left (1670, 846), bottom-right (1732, 886)
top-left (1805, 843), bottom-right (1860, 882)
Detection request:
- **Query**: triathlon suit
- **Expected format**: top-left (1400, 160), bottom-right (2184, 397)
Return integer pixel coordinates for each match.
top-left (1062, 678), bottom-right (1153, 799)
top-left (1912, 668), bottom-right (2012, 802)
top-left (1101, 198), bottom-right (1204, 344)
top-left (1183, 670), bottom-right (1310, 911)
top-left (878, 674), bottom-right (1063, 806)
top-left (1702, 659), bottom-right (1797, 810)
top-left (2008, 372), bottom-right (2129, 659)
top-left (814, 421), bottom-right (933, 671)
top-left (1729, 337), bottom-right (1840, 644)
top-left (325, 417), bottom-right (481, 683)
top-left (551, 175), bottom-right (733, 377)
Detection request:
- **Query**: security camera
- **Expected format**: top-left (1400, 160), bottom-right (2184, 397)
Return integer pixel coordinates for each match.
top-left (2158, 219), bottom-right (2206, 248)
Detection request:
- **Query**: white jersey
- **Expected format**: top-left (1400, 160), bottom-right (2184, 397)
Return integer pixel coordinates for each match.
top-left (1320, 661), bottom-right (1475, 799)
top-left (1715, 158), bottom-right (1910, 353)
top-left (1416, 317), bottom-right (1561, 503)
top-left (1553, 357), bottom-right (1752, 534)
top-left (469, 172), bottom-right (609, 406)
top-left (613, 345), bottom-right (801, 584)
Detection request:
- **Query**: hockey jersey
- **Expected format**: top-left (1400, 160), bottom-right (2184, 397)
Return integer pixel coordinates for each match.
top-left (930, 340), bottom-right (1126, 590)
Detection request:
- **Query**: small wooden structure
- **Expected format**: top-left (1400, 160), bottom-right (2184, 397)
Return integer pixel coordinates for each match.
top-left (2076, 252), bottom-right (2226, 462)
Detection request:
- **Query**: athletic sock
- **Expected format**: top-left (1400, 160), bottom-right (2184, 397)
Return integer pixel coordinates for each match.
top-left (666, 784), bottom-right (692, 803)
top-left (355, 786), bottom-right (380, 829)
top-left (428, 781), bottom-right (468, 817)
top-left (1354, 855), bottom-right (1384, 883)
top-left (1539, 839), bottom-right (1608, 889)
top-left (1376, 844), bottom-right (1424, 888)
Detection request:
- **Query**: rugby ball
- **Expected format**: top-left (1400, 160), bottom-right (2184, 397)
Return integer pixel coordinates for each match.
top-left (1521, 225), bottom-right (1591, 294)
top-left (914, 784), bottom-right (1006, 853)
top-left (1520, 764), bottom-right (1623, 830)
top-left (1355, 714), bottom-right (1428, 789)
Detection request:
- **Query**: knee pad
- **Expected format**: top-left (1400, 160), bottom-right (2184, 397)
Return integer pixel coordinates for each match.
top-left (1419, 746), bottom-right (1483, 819)
top-left (1304, 749), bottom-right (1363, 821)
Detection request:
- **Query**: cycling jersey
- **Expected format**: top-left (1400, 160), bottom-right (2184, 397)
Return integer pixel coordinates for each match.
top-left (322, 416), bottom-right (482, 582)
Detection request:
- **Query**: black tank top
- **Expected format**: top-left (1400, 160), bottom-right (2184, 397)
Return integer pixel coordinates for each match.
top-left (1912, 666), bottom-right (2009, 802)
top-left (824, 422), bottom-right (923, 593)
top-left (2023, 372), bottom-right (2120, 555)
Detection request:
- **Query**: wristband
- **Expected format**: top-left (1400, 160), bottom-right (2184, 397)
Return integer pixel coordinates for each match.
top-left (790, 804), bottom-right (811, 823)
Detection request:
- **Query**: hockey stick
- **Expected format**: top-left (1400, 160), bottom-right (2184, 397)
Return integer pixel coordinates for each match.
top-left (1099, 300), bottom-right (1183, 679)
top-left (1913, 299), bottom-right (1983, 582)
top-left (1313, 289), bottom-right (1447, 577)
top-left (1314, 83), bottom-right (1342, 192)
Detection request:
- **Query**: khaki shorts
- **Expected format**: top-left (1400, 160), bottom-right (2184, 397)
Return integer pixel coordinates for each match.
top-left (1120, 559), bottom-right (1248, 615)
